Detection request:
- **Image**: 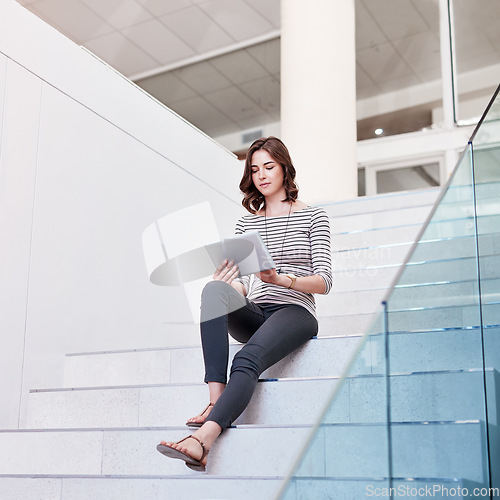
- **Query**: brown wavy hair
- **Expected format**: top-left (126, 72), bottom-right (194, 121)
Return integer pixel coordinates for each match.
top-left (240, 136), bottom-right (299, 214)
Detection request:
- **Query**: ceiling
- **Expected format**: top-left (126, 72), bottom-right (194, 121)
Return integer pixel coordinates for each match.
top-left (15, 0), bottom-right (500, 141)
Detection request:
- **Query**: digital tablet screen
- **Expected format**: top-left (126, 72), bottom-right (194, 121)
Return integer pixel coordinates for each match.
top-left (204, 230), bottom-right (275, 276)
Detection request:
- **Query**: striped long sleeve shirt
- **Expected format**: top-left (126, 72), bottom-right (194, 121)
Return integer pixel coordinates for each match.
top-left (233, 205), bottom-right (332, 317)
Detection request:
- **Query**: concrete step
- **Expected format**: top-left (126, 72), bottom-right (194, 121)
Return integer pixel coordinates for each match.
top-left (331, 204), bottom-right (433, 234)
top-left (444, 181), bottom-right (500, 205)
top-left (366, 369), bottom-right (495, 423)
top-left (319, 299), bottom-right (500, 334)
top-left (332, 235), bottom-right (499, 288)
top-left (283, 478), bottom-right (468, 500)
top-left (332, 213), bottom-right (498, 256)
top-left (330, 264), bottom-right (399, 292)
top-left (63, 335), bottom-right (367, 389)
top-left (384, 302), bottom-right (500, 331)
top-left (0, 476), bottom-right (470, 500)
top-left (412, 233), bottom-right (498, 262)
top-left (318, 288), bottom-right (386, 315)
top-left (387, 328), bottom-right (486, 373)
top-left (0, 421), bottom-right (485, 480)
top-left (0, 476), bottom-right (282, 500)
top-left (333, 223), bottom-right (423, 251)
top-left (27, 378), bottom-right (341, 429)
top-left (334, 242), bottom-right (412, 270)
top-left (399, 255), bottom-right (500, 286)
top-left (331, 253), bottom-right (500, 295)
top-left (321, 274), bottom-right (500, 317)
top-left (390, 280), bottom-right (491, 310)
top-left (0, 426), bottom-right (310, 477)
top-left (332, 231), bottom-right (500, 278)
top-left (323, 188), bottom-right (439, 218)
top-left (423, 214), bottom-right (500, 241)
top-left (61, 328), bottom-right (490, 390)
top-left (429, 192), bottom-right (500, 221)
top-left (318, 312), bottom-right (379, 336)
top-left (332, 215), bottom-right (500, 251)
top-left (299, 420), bottom-right (485, 482)
top-left (27, 370), bottom-right (493, 430)
top-left (482, 280), bottom-right (500, 306)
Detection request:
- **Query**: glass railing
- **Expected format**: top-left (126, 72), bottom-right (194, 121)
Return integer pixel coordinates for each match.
top-left (472, 88), bottom-right (500, 495)
top-left (277, 311), bottom-right (391, 499)
top-left (277, 84), bottom-right (500, 499)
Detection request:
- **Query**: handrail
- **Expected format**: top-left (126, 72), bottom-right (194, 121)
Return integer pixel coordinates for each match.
top-left (469, 84), bottom-right (500, 143)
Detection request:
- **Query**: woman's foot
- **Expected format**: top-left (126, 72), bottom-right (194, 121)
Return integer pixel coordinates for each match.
top-left (186, 402), bottom-right (214, 427)
top-left (157, 435), bottom-right (209, 471)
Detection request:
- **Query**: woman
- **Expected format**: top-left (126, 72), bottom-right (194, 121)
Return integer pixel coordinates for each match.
top-left (157, 136), bottom-right (332, 471)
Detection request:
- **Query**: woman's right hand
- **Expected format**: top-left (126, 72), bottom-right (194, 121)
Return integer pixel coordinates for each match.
top-left (213, 259), bottom-right (240, 284)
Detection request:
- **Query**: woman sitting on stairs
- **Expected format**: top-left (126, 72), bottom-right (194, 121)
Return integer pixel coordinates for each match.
top-left (157, 136), bottom-right (333, 471)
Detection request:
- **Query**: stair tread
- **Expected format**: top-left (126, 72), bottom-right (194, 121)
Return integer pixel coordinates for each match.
top-left (0, 418), bottom-right (483, 433)
top-left (32, 366), bottom-right (497, 393)
top-left (26, 370), bottom-right (495, 430)
top-left (0, 422), bottom-right (484, 480)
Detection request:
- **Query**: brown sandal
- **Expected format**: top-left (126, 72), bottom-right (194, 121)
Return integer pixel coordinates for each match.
top-left (186, 402), bottom-right (214, 428)
top-left (156, 434), bottom-right (209, 472)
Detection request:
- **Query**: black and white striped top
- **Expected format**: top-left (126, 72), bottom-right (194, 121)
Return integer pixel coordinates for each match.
top-left (233, 205), bottom-right (332, 317)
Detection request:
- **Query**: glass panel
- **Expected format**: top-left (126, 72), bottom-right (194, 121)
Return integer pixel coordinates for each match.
top-left (452, 0), bottom-right (500, 125)
top-left (355, 0), bottom-right (441, 139)
top-left (472, 87), bottom-right (500, 493)
top-left (280, 86), bottom-right (499, 498)
top-left (278, 310), bottom-right (390, 499)
top-left (386, 143), bottom-right (490, 491)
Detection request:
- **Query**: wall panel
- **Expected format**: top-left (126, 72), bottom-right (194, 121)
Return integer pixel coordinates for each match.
top-left (0, 0), bottom-right (243, 428)
top-left (18, 77), bottom-right (242, 424)
top-left (0, 1), bottom-right (240, 201)
top-left (0, 54), bottom-right (6, 156)
top-left (0, 60), bottom-right (42, 427)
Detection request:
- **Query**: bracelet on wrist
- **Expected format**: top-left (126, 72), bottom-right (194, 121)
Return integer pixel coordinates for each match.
top-left (285, 274), bottom-right (297, 289)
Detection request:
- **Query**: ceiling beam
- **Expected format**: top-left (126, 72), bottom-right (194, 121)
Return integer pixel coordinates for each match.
top-left (128, 30), bottom-right (281, 82)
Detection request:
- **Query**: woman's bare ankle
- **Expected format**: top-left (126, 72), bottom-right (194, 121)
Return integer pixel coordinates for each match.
top-left (193, 421), bottom-right (223, 450)
top-left (208, 382), bottom-right (226, 405)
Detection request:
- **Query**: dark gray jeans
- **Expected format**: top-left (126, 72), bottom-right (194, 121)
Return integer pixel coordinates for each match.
top-left (200, 280), bottom-right (318, 429)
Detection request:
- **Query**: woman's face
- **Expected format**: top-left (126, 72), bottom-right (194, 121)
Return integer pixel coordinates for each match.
top-left (250, 149), bottom-right (285, 198)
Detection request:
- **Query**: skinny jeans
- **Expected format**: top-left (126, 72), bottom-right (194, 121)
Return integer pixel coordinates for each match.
top-left (200, 280), bottom-right (318, 430)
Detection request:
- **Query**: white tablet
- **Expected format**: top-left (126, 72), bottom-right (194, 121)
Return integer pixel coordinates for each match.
top-left (205, 230), bottom-right (275, 276)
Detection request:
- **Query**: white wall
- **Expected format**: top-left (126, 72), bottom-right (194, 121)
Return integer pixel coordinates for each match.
top-left (0, 0), bottom-right (243, 428)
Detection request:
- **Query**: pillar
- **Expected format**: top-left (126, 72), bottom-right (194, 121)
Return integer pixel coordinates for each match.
top-left (280, 0), bottom-right (358, 203)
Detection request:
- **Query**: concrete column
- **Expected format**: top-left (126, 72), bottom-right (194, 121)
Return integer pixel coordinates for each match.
top-left (280, 0), bottom-right (358, 203)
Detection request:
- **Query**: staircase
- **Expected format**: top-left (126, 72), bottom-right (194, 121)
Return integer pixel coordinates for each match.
top-left (0, 188), bottom-right (443, 500)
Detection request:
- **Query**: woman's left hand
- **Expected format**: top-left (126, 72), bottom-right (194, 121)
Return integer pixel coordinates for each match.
top-left (257, 270), bottom-right (327, 294)
top-left (257, 269), bottom-right (327, 293)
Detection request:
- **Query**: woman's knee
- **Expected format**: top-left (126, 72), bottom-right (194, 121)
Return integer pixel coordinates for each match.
top-left (202, 280), bottom-right (232, 298)
top-left (201, 280), bottom-right (233, 306)
top-left (230, 349), bottom-right (263, 379)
